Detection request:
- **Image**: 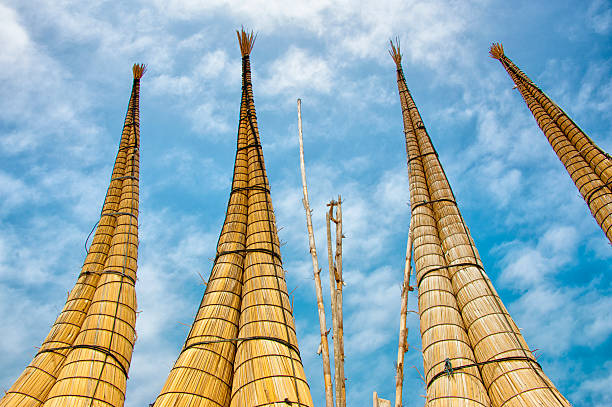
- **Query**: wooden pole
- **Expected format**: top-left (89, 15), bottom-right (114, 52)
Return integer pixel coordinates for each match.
top-left (326, 204), bottom-right (341, 407)
top-left (333, 196), bottom-right (346, 407)
top-left (297, 98), bottom-right (334, 407)
top-left (394, 220), bottom-right (413, 407)
top-left (374, 391), bottom-right (391, 407)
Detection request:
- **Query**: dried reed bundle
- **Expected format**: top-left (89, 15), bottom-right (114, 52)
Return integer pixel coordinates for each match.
top-left (491, 43), bottom-right (612, 243)
top-left (392, 39), bottom-right (570, 407)
top-left (41, 67), bottom-right (143, 407)
top-left (0, 66), bottom-right (144, 407)
top-left (237, 28), bottom-right (256, 57)
top-left (488, 43), bottom-right (504, 60)
top-left (133, 63), bottom-right (147, 79)
top-left (391, 41), bottom-right (490, 407)
top-left (230, 30), bottom-right (313, 407)
top-left (151, 56), bottom-right (250, 407)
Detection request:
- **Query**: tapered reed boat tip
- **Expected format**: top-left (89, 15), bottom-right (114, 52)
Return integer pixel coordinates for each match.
top-left (489, 42), bottom-right (504, 59)
top-left (237, 26), bottom-right (256, 57)
top-left (389, 37), bottom-right (402, 66)
top-left (132, 64), bottom-right (147, 79)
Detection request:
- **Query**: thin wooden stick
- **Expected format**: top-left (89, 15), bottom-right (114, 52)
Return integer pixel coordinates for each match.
top-left (297, 99), bottom-right (334, 407)
top-left (334, 197), bottom-right (346, 407)
top-left (394, 220), bottom-right (413, 407)
top-left (326, 204), bottom-right (341, 407)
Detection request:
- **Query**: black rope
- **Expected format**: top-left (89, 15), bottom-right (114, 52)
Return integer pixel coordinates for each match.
top-left (411, 198), bottom-right (457, 212)
top-left (117, 144), bottom-right (139, 152)
top-left (584, 180), bottom-right (612, 206)
top-left (100, 211), bottom-right (138, 221)
top-left (110, 175), bottom-right (138, 182)
top-left (84, 221), bottom-right (100, 254)
top-left (416, 262), bottom-right (484, 287)
top-left (85, 212), bottom-right (136, 254)
top-left (100, 270), bottom-right (136, 284)
top-left (237, 142), bottom-right (261, 152)
top-left (37, 344), bottom-right (129, 378)
top-left (181, 335), bottom-right (301, 357)
top-left (407, 151), bottom-right (438, 165)
top-left (426, 356), bottom-right (541, 389)
top-left (230, 185), bottom-right (270, 194)
top-left (214, 247), bottom-right (282, 263)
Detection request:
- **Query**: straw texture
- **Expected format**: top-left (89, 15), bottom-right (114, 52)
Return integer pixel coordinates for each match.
top-left (151, 30), bottom-right (312, 407)
top-left (391, 41), bottom-right (490, 407)
top-left (0, 65), bottom-right (144, 407)
top-left (392, 41), bottom-right (570, 407)
top-left (491, 42), bottom-right (612, 243)
top-left (230, 32), bottom-right (313, 407)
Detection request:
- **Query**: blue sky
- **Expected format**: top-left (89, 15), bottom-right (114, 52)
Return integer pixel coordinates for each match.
top-left (0, 1), bottom-right (611, 406)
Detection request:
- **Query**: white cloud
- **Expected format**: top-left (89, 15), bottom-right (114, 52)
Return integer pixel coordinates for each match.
top-left (572, 361), bottom-right (612, 406)
top-left (588, 0), bottom-right (612, 35)
top-left (498, 226), bottom-right (612, 357)
top-left (261, 46), bottom-right (334, 100)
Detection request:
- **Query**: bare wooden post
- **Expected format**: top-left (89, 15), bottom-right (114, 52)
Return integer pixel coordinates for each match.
top-left (334, 197), bottom-right (346, 407)
top-left (395, 220), bottom-right (414, 407)
top-left (326, 204), bottom-right (341, 407)
top-left (374, 391), bottom-right (391, 407)
top-left (328, 199), bottom-right (346, 407)
top-left (297, 98), bottom-right (334, 407)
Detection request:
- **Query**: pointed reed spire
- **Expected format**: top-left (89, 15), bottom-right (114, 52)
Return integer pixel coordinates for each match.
top-left (390, 41), bottom-right (491, 407)
top-left (488, 42), bottom-right (504, 60)
top-left (236, 27), bottom-right (256, 58)
top-left (41, 65), bottom-right (143, 407)
top-left (393, 40), bottom-right (571, 406)
top-left (152, 30), bottom-right (312, 407)
top-left (229, 29), bottom-right (313, 407)
top-left (389, 38), bottom-right (402, 67)
top-left (491, 43), bottom-right (612, 243)
top-left (0, 66), bottom-right (144, 407)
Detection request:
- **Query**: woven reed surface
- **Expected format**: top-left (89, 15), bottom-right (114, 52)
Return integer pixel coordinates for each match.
top-left (230, 53), bottom-right (313, 407)
top-left (152, 33), bottom-right (312, 407)
top-left (42, 76), bottom-right (140, 407)
top-left (393, 48), bottom-right (570, 407)
top-left (395, 62), bottom-right (490, 407)
top-left (493, 45), bottom-right (612, 243)
top-left (152, 71), bottom-right (250, 407)
top-left (0, 73), bottom-right (142, 407)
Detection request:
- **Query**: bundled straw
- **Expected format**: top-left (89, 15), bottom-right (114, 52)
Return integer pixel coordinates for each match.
top-left (0, 67), bottom-right (144, 407)
top-left (237, 27), bottom-right (256, 57)
top-left (491, 43), bottom-right (612, 244)
top-left (391, 39), bottom-right (490, 407)
top-left (389, 38), bottom-right (402, 66)
top-left (151, 30), bottom-right (313, 407)
top-left (133, 63), bottom-right (147, 79)
top-left (392, 39), bottom-right (571, 407)
top-left (230, 36), bottom-right (312, 407)
top-left (488, 42), bottom-right (504, 60)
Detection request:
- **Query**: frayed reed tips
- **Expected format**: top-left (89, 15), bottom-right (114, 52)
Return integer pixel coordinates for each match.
top-left (389, 37), bottom-right (402, 66)
top-left (133, 64), bottom-right (147, 79)
top-left (489, 43), bottom-right (504, 59)
top-left (237, 27), bottom-right (256, 57)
